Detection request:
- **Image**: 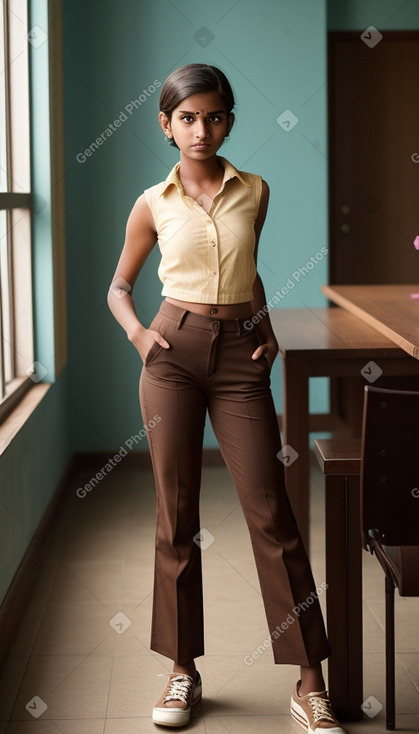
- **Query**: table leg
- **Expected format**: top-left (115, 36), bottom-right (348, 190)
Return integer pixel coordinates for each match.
top-left (325, 474), bottom-right (363, 719)
top-left (281, 357), bottom-right (310, 551)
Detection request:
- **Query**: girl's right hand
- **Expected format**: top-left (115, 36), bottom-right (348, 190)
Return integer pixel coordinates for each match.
top-left (130, 327), bottom-right (171, 363)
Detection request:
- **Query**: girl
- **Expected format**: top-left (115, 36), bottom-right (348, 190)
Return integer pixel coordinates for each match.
top-left (108, 63), bottom-right (345, 733)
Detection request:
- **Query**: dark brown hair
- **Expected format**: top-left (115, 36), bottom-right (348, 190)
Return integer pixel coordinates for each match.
top-left (159, 64), bottom-right (235, 148)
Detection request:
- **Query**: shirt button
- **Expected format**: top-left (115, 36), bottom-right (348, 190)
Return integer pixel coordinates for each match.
top-left (212, 271), bottom-right (217, 275)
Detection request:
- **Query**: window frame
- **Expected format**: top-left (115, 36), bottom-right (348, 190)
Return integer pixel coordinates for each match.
top-left (0, 0), bottom-right (67, 428)
top-left (0, 0), bottom-right (34, 421)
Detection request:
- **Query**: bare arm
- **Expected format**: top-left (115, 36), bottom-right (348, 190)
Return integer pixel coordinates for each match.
top-left (107, 194), bottom-right (170, 361)
top-left (251, 180), bottom-right (279, 368)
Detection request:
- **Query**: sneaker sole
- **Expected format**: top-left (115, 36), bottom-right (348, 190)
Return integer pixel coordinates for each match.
top-left (152, 687), bottom-right (202, 727)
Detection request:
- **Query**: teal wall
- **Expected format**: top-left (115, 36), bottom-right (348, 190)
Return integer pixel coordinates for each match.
top-left (63, 0), bottom-right (330, 450)
top-left (328, 0), bottom-right (419, 30)
top-left (0, 387), bottom-right (70, 602)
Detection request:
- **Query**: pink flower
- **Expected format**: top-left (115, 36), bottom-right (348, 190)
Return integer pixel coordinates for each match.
top-left (414, 236), bottom-right (419, 250)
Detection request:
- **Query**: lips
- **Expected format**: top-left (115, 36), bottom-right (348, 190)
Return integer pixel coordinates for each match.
top-left (192, 144), bottom-right (210, 150)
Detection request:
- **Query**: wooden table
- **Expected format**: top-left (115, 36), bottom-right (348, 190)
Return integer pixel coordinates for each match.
top-left (314, 438), bottom-right (362, 720)
top-left (270, 306), bottom-right (419, 549)
top-left (323, 284), bottom-right (419, 359)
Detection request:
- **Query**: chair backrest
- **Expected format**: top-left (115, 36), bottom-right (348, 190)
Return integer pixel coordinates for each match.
top-left (361, 385), bottom-right (419, 549)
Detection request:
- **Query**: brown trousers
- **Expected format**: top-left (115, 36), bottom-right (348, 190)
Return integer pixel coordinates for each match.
top-left (139, 299), bottom-right (331, 666)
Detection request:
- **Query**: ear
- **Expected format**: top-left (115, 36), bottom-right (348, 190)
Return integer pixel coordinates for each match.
top-left (226, 112), bottom-right (235, 136)
top-left (159, 111), bottom-right (173, 139)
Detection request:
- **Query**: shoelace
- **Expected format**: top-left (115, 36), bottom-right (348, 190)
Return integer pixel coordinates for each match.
top-left (309, 694), bottom-right (338, 724)
top-left (159, 673), bottom-right (194, 705)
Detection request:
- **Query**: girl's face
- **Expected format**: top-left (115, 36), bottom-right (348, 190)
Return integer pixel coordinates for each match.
top-left (159, 91), bottom-right (233, 160)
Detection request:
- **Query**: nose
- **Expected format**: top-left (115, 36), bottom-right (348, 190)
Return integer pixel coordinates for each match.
top-left (195, 119), bottom-right (209, 139)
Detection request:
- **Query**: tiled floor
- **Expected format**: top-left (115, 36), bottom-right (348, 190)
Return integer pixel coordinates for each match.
top-left (1, 456), bottom-right (419, 732)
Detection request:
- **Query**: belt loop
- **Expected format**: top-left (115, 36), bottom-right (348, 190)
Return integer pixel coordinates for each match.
top-left (176, 309), bottom-right (189, 330)
top-left (238, 317), bottom-right (249, 335)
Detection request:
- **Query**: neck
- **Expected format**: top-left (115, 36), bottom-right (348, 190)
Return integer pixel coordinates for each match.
top-left (178, 154), bottom-right (224, 184)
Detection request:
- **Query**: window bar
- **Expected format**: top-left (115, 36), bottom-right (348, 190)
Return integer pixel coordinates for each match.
top-left (0, 1), bottom-right (6, 398)
top-left (3, 0), bottom-right (16, 388)
top-left (3, 0), bottom-right (11, 192)
top-left (0, 193), bottom-right (32, 208)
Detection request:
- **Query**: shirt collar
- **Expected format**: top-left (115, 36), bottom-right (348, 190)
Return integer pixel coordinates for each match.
top-left (159, 156), bottom-right (251, 197)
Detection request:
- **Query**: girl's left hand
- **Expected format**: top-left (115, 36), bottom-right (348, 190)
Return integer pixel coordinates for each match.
top-left (251, 339), bottom-right (279, 369)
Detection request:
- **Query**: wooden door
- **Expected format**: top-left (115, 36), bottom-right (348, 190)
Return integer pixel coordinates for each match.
top-left (328, 32), bottom-right (419, 284)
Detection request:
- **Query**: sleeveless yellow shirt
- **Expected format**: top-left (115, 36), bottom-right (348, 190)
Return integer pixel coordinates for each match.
top-left (143, 156), bottom-right (263, 304)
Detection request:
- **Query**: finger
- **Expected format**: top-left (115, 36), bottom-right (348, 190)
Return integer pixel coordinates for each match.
top-left (251, 347), bottom-right (263, 360)
top-left (156, 335), bottom-right (171, 349)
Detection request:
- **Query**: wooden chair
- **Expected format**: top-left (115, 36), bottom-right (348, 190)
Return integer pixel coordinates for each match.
top-left (360, 386), bottom-right (419, 729)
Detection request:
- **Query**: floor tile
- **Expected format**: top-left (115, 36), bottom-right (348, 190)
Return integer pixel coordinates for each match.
top-left (397, 653), bottom-right (419, 692)
top-left (367, 597), bottom-right (419, 654)
top-left (362, 652), bottom-right (419, 716)
top-left (9, 654), bottom-right (113, 721)
top-left (106, 654), bottom-right (166, 718)
top-left (362, 602), bottom-right (385, 654)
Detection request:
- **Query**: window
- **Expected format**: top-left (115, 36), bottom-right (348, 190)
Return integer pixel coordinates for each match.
top-left (0, 0), bottom-right (34, 419)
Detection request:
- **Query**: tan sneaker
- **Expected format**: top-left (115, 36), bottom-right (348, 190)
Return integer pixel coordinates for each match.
top-left (152, 671), bottom-right (202, 727)
top-left (290, 680), bottom-right (346, 733)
